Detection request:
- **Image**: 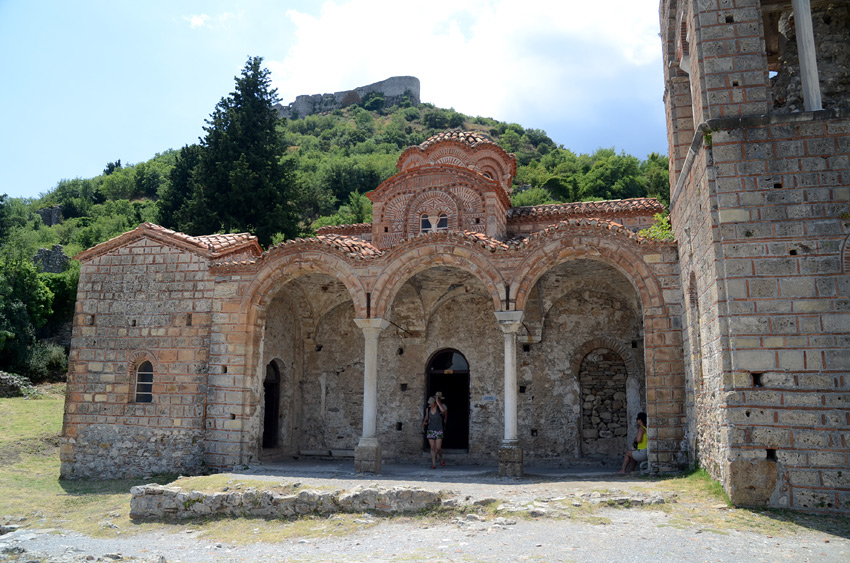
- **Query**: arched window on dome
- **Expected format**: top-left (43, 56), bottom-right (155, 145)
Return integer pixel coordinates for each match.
top-left (436, 214), bottom-right (448, 231)
top-left (420, 214), bottom-right (432, 233)
top-left (134, 361), bottom-right (153, 403)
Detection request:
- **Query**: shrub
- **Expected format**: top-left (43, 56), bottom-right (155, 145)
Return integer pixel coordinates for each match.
top-left (638, 213), bottom-right (675, 241)
top-left (20, 341), bottom-right (68, 383)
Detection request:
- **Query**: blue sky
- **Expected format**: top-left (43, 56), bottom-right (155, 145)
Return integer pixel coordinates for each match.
top-left (0, 0), bottom-right (667, 200)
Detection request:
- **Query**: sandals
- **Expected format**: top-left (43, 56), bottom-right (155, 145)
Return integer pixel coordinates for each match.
top-left (440, 460), bottom-right (446, 467)
top-left (430, 465), bottom-right (436, 469)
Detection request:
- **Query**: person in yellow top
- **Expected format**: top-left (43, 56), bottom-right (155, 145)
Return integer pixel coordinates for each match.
top-left (618, 412), bottom-right (648, 474)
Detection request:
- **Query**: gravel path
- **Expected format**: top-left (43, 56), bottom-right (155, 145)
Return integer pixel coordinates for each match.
top-left (2, 462), bottom-right (848, 562)
top-left (2, 509), bottom-right (847, 563)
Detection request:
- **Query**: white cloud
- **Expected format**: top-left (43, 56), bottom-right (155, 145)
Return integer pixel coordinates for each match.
top-left (183, 12), bottom-right (235, 30)
top-left (268, 0), bottom-right (661, 127)
top-left (184, 14), bottom-right (210, 29)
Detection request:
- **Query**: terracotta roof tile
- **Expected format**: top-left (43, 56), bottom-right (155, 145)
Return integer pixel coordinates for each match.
top-left (315, 223), bottom-right (372, 236)
top-left (419, 129), bottom-right (495, 150)
top-left (267, 233), bottom-right (382, 259)
top-left (195, 232), bottom-right (256, 252)
top-left (74, 222), bottom-right (261, 261)
top-left (507, 198), bottom-right (664, 221)
top-left (407, 229), bottom-right (510, 252)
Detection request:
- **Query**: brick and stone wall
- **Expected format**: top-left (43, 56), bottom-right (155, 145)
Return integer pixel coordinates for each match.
top-left (663, 0), bottom-right (850, 513)
top-left (61, 237), bottom-right (214, 478)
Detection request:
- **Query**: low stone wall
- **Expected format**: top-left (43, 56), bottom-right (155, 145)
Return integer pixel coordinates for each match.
top-left (130, 484), bottom-right (443, 520)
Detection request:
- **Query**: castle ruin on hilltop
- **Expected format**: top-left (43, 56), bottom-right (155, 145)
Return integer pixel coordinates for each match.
top-left (274, 76), bottom-right (420, 119)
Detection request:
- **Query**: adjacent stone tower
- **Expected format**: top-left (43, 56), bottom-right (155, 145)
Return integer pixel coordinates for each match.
top-left (661, 0), bottom-right (850, 512)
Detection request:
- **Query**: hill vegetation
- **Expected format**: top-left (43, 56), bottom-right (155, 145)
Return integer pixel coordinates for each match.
top-left (0, 57), bottom-right (669, 382)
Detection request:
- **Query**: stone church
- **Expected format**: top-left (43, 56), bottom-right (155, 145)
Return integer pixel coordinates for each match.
top-left (62, 0), bottom-right (849, 514)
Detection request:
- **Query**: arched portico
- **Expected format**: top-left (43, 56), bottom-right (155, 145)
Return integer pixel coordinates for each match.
top-left (507, 220), bottom-right (683, 472)
top-left (205, 243), bottom-right (370, 469)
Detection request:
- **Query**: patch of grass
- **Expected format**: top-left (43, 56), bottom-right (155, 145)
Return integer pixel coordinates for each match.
top-left (577, 515), bottom-right (612, 525)
top-left (168, 474), bottom-right (337, 495)
top-left (648, 469), bottom-right (850, 538)
top-left (0, 386), bottom-right (175, 538)
top-left (651, 468), bottom-right (730, 505)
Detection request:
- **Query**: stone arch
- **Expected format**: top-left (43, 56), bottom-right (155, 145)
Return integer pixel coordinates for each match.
top-left (572, 337), bottom-right (644, 458)
top-left (371, 240), bottom-right (506, 319)
top-left (242, 247), bottom-right (368, 327)
top-left (511, 228), bottom-right (665, 315)
top-left (511, 223), bottom-right (679, 471)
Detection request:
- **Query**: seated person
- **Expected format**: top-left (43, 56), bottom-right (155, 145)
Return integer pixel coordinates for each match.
top-left (618, 412), bottom-right (647, 474)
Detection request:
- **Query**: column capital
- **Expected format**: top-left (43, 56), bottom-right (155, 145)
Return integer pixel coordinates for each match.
top-left (494, 310), bottom-right (524, 334)
top-left (353, 318), bottom-right (390, 333)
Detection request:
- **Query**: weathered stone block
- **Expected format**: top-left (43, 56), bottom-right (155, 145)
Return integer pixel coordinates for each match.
top-left (725, 458), bottom-right (778, 507)
top-left (498, 445), bottom-right (523, 478)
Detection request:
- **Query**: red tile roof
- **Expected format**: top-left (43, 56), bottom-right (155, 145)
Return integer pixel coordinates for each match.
top-left (74, 222), bottom-right (261, 262)
top-left (507, 198), bottom-right (664, 221)
top-left (313, 234), bottom-right (382, 258)
top-left (315, 223), bottom-right (372, 236)
top-left (196, 233), bottom-right (257, 253)
top-left (419, 129), bottom-right (495, 150)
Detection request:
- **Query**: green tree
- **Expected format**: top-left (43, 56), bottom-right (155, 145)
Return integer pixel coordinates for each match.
top-left (157, 144), bottom-right (203, 230)
top-left (641, 152), bottom-right (671, 208)
top-left (0, 194), bottom-right (9, 242)
top-left (103, 160), bottom-right (122, 175)
top-left (0, 248), bottom-right (54, 373)
top-left (193, 56), bottom-right (298, 246)
top-left (510, 187), bottom-right (557, 206)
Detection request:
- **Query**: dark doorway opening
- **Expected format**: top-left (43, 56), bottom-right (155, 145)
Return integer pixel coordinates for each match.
top-left (425, 349), bottom-right (470, 451)
top-left (263, 362), bottom-right (280, 449)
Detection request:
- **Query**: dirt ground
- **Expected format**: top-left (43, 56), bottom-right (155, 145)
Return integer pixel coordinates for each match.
top-left (2, 459), bottom-right (849, 563)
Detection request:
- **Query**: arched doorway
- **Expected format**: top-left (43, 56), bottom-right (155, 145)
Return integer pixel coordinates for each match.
top-left (425, 349), bottom-right (470, 451)
top-left (263, 362), bottom-right (280, 449)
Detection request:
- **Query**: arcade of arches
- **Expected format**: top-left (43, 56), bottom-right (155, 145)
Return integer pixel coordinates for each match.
top-left (62, 131), bottom-right (684, 479)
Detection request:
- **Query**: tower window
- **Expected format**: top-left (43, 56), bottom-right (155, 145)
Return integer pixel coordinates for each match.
top-left (134, 361), bottom-right (153, 403)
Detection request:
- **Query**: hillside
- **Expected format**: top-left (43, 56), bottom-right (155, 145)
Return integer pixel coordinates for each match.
top-left (8, 96), bottom-right (669, 259)
top-left (0, 87), bottom-right (668, 383)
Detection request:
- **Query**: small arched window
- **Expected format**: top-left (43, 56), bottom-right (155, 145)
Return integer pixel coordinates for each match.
top-left (135, 361), bottom-right (153, 403)
top-left (436, 214), bottom-right (448, 231)
top-left (420, 214), bottom-right (432, 233)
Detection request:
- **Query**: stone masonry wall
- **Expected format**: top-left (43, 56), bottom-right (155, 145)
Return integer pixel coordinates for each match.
top-left (709, 112), bottom-right (850, 512)
top-left (579, 349), bottom-right (629, 458)
top-left (664, 0), bottom-right (850, 513)
top-left (772, 4), bottom-right (850, 113)
top-left (61, 237), bottom-right (213, 478)
top-left (671, 144), bottom-right (728, 481)
top-left (259, 290), bottom-right (304, 456)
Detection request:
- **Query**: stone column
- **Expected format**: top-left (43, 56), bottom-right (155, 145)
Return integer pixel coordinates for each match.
top-left (494, 310), bottom-right (524, 477)
top-left (792, 0), bottom-right (822, 111)
top-left (353, 318), bottom-right (389, 473)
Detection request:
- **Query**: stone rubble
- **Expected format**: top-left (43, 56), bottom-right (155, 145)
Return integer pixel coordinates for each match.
top-left (129, 484), bottom-right (443, 520)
